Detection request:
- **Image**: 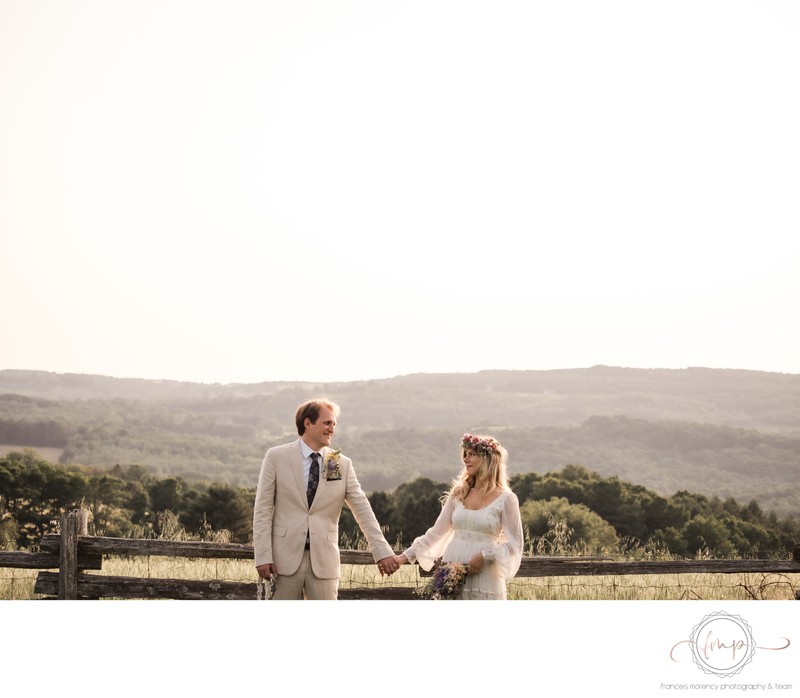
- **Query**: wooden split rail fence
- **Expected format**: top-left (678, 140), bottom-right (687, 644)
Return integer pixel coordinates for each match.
top-left (2, 510), bottom-right (800, 600)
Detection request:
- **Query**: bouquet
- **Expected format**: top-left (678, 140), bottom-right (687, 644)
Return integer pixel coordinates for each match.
top-left (416, 559), bottom-right (469, 600)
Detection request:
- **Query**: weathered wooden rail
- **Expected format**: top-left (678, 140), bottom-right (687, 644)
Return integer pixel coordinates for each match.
top-left (3, 511), bottom-right (800, 599)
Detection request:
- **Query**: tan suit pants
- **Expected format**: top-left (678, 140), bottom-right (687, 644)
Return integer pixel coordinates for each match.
top-left (273, 550), bottom-right (339, 600)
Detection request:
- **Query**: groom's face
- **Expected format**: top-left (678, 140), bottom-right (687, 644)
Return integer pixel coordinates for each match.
top-left (304, 406), bottom-right (337, 451)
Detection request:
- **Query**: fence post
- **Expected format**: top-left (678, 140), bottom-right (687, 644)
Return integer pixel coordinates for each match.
top-left (58, 509), bottom-right (89, 600)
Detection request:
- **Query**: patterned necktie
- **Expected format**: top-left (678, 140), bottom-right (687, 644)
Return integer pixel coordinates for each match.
top-left (307, 452), bottom-right (320, 507)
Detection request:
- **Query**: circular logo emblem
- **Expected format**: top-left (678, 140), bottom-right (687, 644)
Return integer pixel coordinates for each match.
top-left (689, 611), bottom-right (756, 677)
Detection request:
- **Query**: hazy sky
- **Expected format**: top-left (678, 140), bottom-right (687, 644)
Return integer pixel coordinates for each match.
top-left (2, 1), bottom-right (799, 385)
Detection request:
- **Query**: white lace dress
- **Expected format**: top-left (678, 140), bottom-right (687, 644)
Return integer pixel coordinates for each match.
top-left (402, 490), bottom-right (524, 600)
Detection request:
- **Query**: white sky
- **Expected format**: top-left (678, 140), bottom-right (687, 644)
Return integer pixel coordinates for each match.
top-left (1, 0), bottom-right (799, 385)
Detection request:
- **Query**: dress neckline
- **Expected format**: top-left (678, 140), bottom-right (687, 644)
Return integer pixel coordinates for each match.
top-left (460, 490), bottom-right (507, 511)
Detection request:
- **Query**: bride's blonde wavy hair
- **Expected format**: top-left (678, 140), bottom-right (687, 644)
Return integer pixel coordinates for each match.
top-left (445, 433), bottom-right (510, 503)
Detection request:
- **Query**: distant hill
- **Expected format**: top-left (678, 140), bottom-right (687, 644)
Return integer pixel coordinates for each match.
top-left (3, 365), bottom-right (800, 431)
top-left (2, 366), bottom-right (799, 517)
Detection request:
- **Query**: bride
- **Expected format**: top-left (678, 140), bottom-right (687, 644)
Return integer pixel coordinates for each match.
top-left (394, 433), bottom-right (523, 599)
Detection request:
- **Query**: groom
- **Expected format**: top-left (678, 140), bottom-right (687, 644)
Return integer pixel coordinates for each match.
top-left (253, 398), bottom-right (399, 599)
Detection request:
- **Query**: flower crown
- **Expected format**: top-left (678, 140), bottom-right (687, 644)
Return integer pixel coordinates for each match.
top-left (460, 433), bottom-right (500, 456)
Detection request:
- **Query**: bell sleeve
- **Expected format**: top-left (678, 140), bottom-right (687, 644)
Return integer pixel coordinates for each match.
top-left (401, 496), bottom-right (456, 572)
top-left (480, 491), bottom-right (523, 579)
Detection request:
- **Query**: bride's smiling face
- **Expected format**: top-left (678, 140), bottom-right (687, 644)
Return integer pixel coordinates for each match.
top-left (463, 449), bottom-right (482, 473)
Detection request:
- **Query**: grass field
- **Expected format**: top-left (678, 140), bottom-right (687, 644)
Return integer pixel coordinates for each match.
top-left (2, 556), bottom-right (798, 601)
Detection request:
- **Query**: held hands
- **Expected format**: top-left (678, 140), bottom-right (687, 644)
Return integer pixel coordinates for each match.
top-left (377, 556), bottom-right (400, 576)
top-left (378, 554), bottom-right (409, 577)
top-left (377, 553), bottom-right (480, 577)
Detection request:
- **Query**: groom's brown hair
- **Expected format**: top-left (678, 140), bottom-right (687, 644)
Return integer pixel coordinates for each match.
top-left (295, 399), bottom-right (341, 436)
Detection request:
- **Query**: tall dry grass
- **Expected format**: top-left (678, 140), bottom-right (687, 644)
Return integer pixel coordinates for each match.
top-left (3, 558), bottom-right (798, 601)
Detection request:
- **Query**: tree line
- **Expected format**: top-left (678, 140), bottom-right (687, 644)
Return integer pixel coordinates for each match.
top-left (4, 407), bottom-right (800, 523)
top-left (2, 450), bottom-right (798, 558)
top-left (0, 450), bottom-right (253, 547)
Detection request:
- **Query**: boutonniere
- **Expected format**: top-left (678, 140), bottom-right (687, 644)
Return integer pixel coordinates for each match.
top-left (323, 449), bottom-right (342, 481)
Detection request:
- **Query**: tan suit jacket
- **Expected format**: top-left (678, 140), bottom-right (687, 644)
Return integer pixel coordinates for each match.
top-left (253, 439), bottom-right (394, 579)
